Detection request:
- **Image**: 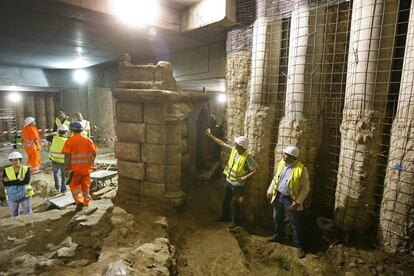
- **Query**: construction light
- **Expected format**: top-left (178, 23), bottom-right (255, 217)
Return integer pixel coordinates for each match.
top-left (110, 0), bottom-right (159, 28)
top-left (73, 69), bottom-right (89, 84)
top-left (8, 92), bottom-right (22, 103)
top-left (218, 93), bottom-right (227, 104)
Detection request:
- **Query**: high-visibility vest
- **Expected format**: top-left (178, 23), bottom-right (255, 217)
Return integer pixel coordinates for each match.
top-left (55, 117), bottom-right (71, 129)
top-left (223, 147), bottom-right (250, 182)
top-left (22, 125), bottom-right (41, 149)
top-left (4, 165), bottom-right (33, 198)
top-left (272, 160), bottom-right (304, 201)
top-left (63, 134), bottom-right (96, 175)
top-left (49, 135), bottom-right (67, 163)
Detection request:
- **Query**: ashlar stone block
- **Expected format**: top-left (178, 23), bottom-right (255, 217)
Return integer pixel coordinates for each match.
top-left (144, 103), bottom-right (165, 124)
top-left (116, 102), bottom-right (143, 122)
top-left (118, 160), bottom-right (145, 180)
top-left (142, 144), bottom-right (166, 164)
top-left (117, 122), bottom-right (145, 143)
top-left (114, 141), bottom-right (141, 162)
top-left (146, 124), bottom-right (166, 144)
top-left (165, 123), bottom-right (181, 145)
top-left (146, 163), bottom-right (166, 183)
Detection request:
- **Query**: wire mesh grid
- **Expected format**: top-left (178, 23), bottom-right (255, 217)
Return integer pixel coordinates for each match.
top-left (228, 0), bottom-right (412, 246)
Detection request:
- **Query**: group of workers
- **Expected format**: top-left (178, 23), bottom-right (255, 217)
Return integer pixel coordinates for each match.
top-left (206, 128), bottom-right (309, 259)
top-left (2, 109), bottom-right (97, 218)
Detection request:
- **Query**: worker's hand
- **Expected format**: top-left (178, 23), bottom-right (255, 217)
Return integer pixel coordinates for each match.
top-left (205, 128), bottom-right (211, 137)
top-left (236, 175), bottom-right (247, 182)
top-left (3, 177), bottom-right (9, 182)
top-left (266, 190), bottom-right (273, 199)
top-left (288, 201), bottom-right (300, 211)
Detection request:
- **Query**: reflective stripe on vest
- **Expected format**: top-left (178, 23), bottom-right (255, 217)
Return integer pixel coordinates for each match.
top-left (70, 153), bottom-right (95, 165)
top-left (23, 139), bottom-right (35, 147)
top-left (272, 160), bottom-right (304, 201)
top-left (5, 166), bottom-right (33, 197)
top-left (223, 147), bottom-right (250, 181)
top-left (49, 135), bottom-right (67, 163)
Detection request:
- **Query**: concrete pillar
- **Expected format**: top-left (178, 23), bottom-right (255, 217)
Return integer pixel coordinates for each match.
top-left (35, 94), bottom-right (47, 130)
top-left (244, 17), bottom-right (282, 223)
top-left (45, 95), bottom-right (55, 130)
top-left (15, 100), bottom-right (24, 131)
top-left (378, 0), bottom-right (414, 253)
top-left (334, 0), bottom-right (398, 232)
top-left (274, 4), bottom-right (325, 207)
top-left (89, 87), bottom-right (115, 147)
top-left (24, 94), bottom-right (36, 118)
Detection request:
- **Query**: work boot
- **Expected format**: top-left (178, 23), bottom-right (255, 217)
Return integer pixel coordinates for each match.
top-left (297, 248), bottom-right (306, 259)
top-left (75, 203), bottom-right (84, 212)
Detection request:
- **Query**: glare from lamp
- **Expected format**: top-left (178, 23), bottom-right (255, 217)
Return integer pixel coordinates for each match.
top-left (111, 0), bottom-right (159, 28)
top-left (8, 92), bottom-right (22, 103)
top-left (217, 94), bottom-right (227, 104)
top-left (73, 69), bottom-right (89, 84)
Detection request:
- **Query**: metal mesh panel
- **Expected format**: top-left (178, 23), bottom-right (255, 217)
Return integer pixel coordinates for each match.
top-left (227, 0), bottom-right (413, 251)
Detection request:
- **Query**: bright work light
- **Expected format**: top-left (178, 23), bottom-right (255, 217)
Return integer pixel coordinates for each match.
top-left (111, 0), bottom-right (159, 28)
top-left (73, 69), bottom-right (89, 84)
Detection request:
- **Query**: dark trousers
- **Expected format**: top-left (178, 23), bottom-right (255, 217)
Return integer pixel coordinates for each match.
top-left (222, 181), bottom-right (245, 224)
top-left (272, 193), bottom-right (305, 250)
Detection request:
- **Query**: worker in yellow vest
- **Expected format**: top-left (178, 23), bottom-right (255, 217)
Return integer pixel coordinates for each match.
top-left (46, 125), bottom-right (69, 193)
top-left (53, 109), bottom-right (71, 136)
top-left (2, 151), bottom-right (33, 217)
top-left (74, 112), bottom-right (91, 138)
top-left (206, 128), bottom-right (257, 230)
top-left (266, 145), bottom-right (310, 259)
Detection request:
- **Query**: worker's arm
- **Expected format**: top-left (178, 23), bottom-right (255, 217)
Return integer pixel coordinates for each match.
top-left (206, 128), bottom-right (230, 147)
top-left (237, 169), bottom-right (256, 182)
top-left (34, 140), bottom-right (40, 151)
top-left (266, 177), bottom-right (276, 199)
top-left (64, 153), bottom-right (71, 170)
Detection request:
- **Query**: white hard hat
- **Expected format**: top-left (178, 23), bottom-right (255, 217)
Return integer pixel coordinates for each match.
top-left (283, 145), bottom-right (299, 158)
top-left (58, 125), bottom-right (69, 132)
top-left (24, 117), bottom-right (35, 125)
top-left (9, 151), bottom-right (23, 160)
top-left (234, 136), bottom-right (249, 149)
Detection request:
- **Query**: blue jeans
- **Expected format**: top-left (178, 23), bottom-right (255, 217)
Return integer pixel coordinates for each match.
top-left (272, 193), bottom-right (305, 250)
top-left (7, 197), bottom-right (32, 217)
top-left (52, 161), bottom-right (66, 192)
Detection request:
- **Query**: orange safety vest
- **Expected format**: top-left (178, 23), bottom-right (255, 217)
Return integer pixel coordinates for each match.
top-left (62, 133), bottom-right (97, 175)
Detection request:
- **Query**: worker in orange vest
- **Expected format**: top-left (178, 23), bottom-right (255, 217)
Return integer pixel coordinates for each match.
top-left (62, 121), bottom-right (97, 211)
top-left (21, 117), bottom-right (42, 173)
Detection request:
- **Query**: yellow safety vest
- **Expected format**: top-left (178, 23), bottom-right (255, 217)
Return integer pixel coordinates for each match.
top-left (55, 117), bottom-right (71, 128)
top-left (49, 135), bottom-right (67, 163)
top-left (223, 147), bottom-right (250, 182)
top-left (4, 165), bottom-right (33, 198)
top-left (272, 160), bottom-right (304, 201)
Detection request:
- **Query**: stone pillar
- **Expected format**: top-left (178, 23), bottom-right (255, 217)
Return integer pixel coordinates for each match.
top-left (243, 17), bottom-right (282, 223)
top-left (114, 54), bottom-right (185, 206)
top-left (164, 104), bottom-right (185, 206)
top-left (274, 4), bottom-right (325, 207)
top-left (334, 0), bottom-right (398, 232)
top-left (378, 0), bottom-right (414, 253)
top-left (35, 94), bottom-right (47, 130)
top-left (45, 95), bottom-right (55, 130)
top-left (226, 28), bottom-right (252, 142)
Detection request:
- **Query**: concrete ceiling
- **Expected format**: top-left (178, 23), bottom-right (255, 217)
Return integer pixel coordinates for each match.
top-left (0, 0), bottom-right (223, 69)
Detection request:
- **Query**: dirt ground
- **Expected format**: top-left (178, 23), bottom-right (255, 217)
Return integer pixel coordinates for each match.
top-left (1, 164), bottom-right (413, 275)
